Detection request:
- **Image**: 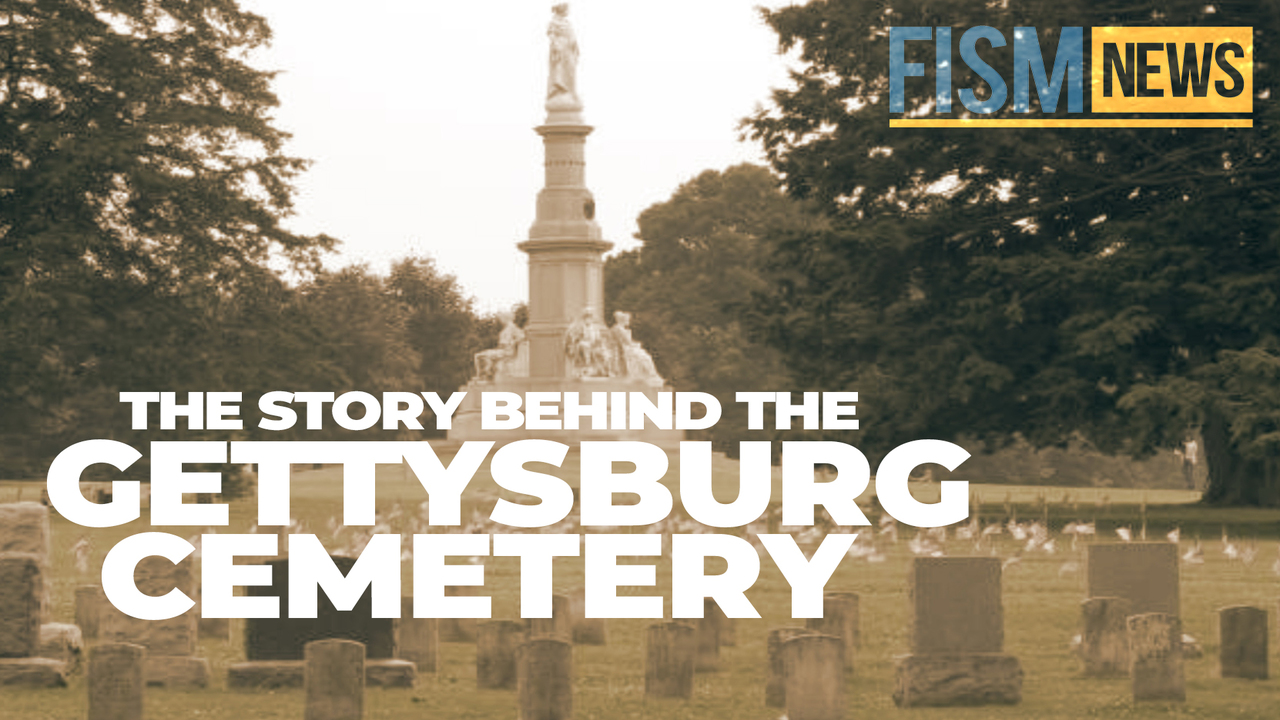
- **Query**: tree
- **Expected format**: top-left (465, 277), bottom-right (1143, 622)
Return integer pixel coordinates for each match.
top-left (743, 1), bottom-right (1280, 503)
top-left (1, 1), bottom-right (332, 471)
top-left (606, 165), bottom-right (812, 453)
top-left (388, 256), bottom-right (498, 433)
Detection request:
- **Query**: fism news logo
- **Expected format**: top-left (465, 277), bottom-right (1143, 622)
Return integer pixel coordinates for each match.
top-left (890, 26), bottom-right (1253, 127)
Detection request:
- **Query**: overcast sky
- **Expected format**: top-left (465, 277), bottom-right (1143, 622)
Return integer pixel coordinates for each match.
top-left (238, 0), bottom-right (795, 312)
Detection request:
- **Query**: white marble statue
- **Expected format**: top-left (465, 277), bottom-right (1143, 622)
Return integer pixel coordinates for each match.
top-left (547, 3), bottom-right (580, 109)
top-left (564, 307), bottom-right (620, 378)
top-left (612, 311), bottom-right (661, 381)
top-left (474, 311), bottom-right (526, 382)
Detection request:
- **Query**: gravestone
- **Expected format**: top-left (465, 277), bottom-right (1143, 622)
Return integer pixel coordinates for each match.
top-left (304, 639), bottom-right (364, 720)
top-left (195, 572), bottom-right (231, 640)
top-left (706, 599), bottom-right (736, 646)
top-left (0, 503), bottom-right (51, 560)
top-left (198, 617), bottom-right (230, 641)
top-left (0, 552), bottom-right (65, 687)
top-left (244, 557), bottom-right (395, 660)
top-left (527, 594), bottom-right (571, 642)
top-left (38, 623), bottom-right (83, 673)
top-left (1086, 543), bottom-right (1180, 616)
top-left (88, 643), bottom-right (145, 720)
top-left (99, 555), bottom-right (207, 687)
top-left (806, 592), bottom-right (858, 670)
top-left (909, 557), bottom-right (1002, 654)
top-left (396, 597), bottom-right (438, 674)
top-left (1078, 597), bottom-right (1131, 677)
top-left (0, 554), bottom-right (42, 657)
top-left (1128, 613), bottom-right (1184, 701)
top-left (438, 584), bottom-right (479, 643)
top-left (694, 603), bottom-right (720, 672)
top-left (230, 556), bottom-right (412, 690)
top-left (766, 627), bottom-right (817, 708)
top-left (77, 585), bottom-right (107, 641)
top-left (568, 588), bottom-right (606, 645)
top-left (364, 659), bottom-right (416, 688)
top-left (893, 557), bottom-right (1022, 707)
top-left (645, 622), bottom-right (695, 699)
top-left (518, 638), bottom-right (573, 720)
top-left (477, 620), bottom-right (524, 689)
top-left (0, 503), bottom-right (51, 625)
top-left (782, 634), bottom-right (844, 720)
top-left (1219, 606), bottom-right (1267, 680)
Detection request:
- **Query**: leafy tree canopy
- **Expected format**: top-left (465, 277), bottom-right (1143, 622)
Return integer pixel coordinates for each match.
top-left (743, 0), bottom-right (1280, 503)
top-left (1, 0), bottom-right (322, 471)
top-left (606, 164), bottom-right (814, 453)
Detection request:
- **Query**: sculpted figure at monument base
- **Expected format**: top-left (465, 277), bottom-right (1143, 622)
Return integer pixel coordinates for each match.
top-left (612, 311), bottom-right (662, 384)
top-left (564, 308), bottom-right (622, 379)
top-left (474, 311), bottom-right (528, 382)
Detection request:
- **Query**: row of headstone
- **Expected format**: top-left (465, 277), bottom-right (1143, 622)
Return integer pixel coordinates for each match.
top-left (1079, 542), bottom-right (1268, 701)
top-left (20, 515), bottom-right (1271, 714)
top-left (1077, 541), bottom-right (1274, 706)
top-left (1080, 598), bottom-right (1268, 680)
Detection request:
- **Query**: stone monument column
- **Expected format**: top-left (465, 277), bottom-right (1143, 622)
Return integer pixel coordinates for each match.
top-left (442, 4), bottom-right (680, 449)
top-left (521, 2), bottom-right (611, 379)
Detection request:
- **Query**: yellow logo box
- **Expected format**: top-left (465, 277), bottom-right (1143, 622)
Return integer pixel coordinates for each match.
top-left (1091, 27), bottom-right (1252, 113)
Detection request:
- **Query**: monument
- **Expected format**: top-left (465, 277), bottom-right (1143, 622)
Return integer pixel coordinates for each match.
top-left (447, 3), bottom-right (681, 449)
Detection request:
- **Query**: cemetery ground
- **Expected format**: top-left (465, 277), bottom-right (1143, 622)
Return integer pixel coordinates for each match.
top-left (3, 455), bottom-right (1280, 719)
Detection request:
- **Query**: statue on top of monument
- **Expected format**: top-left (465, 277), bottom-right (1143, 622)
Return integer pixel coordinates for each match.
top-left (547, 3), bottom-right (581, 110)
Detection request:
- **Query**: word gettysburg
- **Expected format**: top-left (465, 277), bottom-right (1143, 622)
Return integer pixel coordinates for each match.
top-left (44, 391), bottom-right (969, 624)
top-left (889, 25), bottom-right (1253, 127)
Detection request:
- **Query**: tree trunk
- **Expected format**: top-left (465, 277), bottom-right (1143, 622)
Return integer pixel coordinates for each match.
top-left (1201, 410), bottom-right (1280, 506)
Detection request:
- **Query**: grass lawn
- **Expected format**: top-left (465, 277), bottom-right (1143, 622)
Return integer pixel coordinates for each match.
top-left (3, 448), bottom-right (1280, 719)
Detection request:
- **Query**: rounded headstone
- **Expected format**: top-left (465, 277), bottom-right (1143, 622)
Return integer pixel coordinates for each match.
top-left (568, 588), bottom-right (606, 645)
top-left (304, 639), bottom-right (365, 720)
top-left (518, 638), bottom-right (573, 720)
top-left (782, 634), bottom-right (845, 720)
top-left (396, 597), bottom-right (438, 674)
top-left (88, 643), bottom-right (145, 720)
top-left (477, 620), bottom-right (525, 689)
top-left (644, 622), bottom-right (695, 699)
top-left (527, 594), bottom-right (571, 642)
top-left (766, 627), bottom-right (817, 708)
top-left (1219, 605), bottom-right (1267, 679)
top-left (806, 592), bottom-right (858, 670)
